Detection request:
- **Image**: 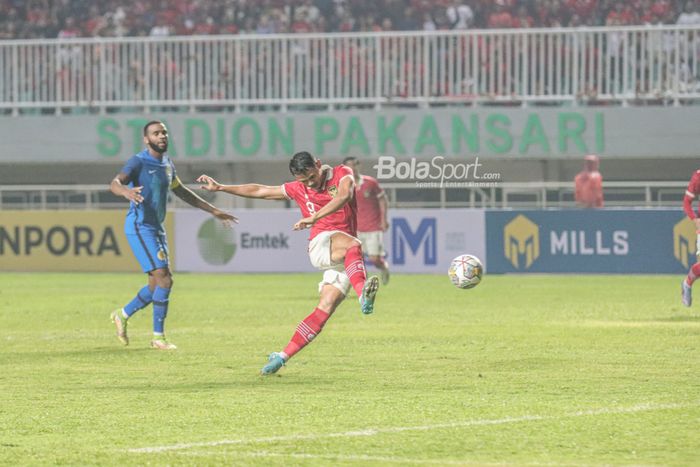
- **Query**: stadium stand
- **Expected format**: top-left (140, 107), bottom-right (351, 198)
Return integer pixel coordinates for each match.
top-left (0, 0), bottom-right (698, 40)
top-left (0, 0), bottom-right (698, 207)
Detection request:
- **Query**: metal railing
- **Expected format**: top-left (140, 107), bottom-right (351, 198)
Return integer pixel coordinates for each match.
top-left (0, 181), bottom-right (686, 210)
top-left (1, 26), bottom-right (700, 114)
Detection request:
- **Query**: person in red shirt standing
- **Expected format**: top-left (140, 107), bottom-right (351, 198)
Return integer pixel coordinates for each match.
top-left (343, 157), bottom-right (390, 285)
top-left (197, 151), bottom-right (379, 375)
top-left (680, 169), bottom-right (700, 306)
top-left (574, 154), bottom-right (604, 208)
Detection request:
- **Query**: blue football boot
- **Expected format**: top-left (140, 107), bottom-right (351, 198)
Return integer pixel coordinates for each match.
top-left (360, 276), bottom-right (379, 315)
top-left (260, 352), bottom-right (286, 375)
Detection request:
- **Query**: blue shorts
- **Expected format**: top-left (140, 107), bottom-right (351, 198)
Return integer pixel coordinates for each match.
top-left (126, 230), bottom-right (170, 273)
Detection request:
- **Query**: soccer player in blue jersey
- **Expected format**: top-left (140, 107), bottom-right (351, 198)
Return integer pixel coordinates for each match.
top-left (109, 120), bottom-right (236, 350)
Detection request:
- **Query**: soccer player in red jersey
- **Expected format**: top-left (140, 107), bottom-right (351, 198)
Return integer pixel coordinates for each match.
top-left (197, 151), bottom-right (379, 375)
top-left (574, 155), bottom-right (604, 208)
top-left (681, 168), bottom-right (700, 306)
top-left (343, 157), bottom-right (391, 285)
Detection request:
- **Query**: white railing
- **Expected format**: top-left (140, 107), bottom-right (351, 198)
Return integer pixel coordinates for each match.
top-left (1, 26), bottom-right (700, 113)
top-left (0, 181), bottom-right (686, 210)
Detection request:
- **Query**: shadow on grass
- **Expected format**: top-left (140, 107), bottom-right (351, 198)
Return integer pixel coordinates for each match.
top-left (2, 346), bottom-right (153, 362)
top-left (104, 376), bottom-right (319, 392)
top-left (653, 315), bottom-right (700, 323)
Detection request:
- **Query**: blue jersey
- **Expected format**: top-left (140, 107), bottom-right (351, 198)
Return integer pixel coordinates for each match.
top-left (120, 149), bottom-right (179, 234)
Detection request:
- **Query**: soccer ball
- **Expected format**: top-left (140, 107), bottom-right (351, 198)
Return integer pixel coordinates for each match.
top-left (448, 254), bottom-right (483, 289)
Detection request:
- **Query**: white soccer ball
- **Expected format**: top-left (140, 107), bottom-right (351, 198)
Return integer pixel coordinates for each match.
top-left (448, 254), bottom-right (483, 289)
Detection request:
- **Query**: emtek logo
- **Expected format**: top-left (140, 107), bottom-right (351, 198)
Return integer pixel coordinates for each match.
top-left (673, 217), bottom-right (696, 268)
top-left (197, 218), bottom-right (291, 266)
top-left (391, 218), bottom-right (437, 265)
top-left (198, 218), bottom-right (236, 265)
top-left (504, 214), bottom-right (539, 269)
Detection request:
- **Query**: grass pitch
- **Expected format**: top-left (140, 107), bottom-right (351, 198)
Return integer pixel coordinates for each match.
top-left (1, 272), bottom-right (699, 466)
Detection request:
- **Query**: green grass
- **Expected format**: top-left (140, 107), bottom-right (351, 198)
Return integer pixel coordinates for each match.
top-left (1, 272), bottom-right (699, 466)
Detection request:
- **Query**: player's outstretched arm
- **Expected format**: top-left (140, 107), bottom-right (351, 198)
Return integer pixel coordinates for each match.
top-left (110, 173), bottom-right (144, 204)
top-left (171, 176), bottom-right (238, 223)
top-left (196, 174), bottom-right (286, 200)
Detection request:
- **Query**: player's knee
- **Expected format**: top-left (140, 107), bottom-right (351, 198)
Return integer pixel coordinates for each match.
top-left (318, 297), bottom-right (338, 313)
top-left (152, 270), bottom-right (173, 289)
top-left (343, 240), bottom-right (362, 259)
top-left (318, 285), bottom-right (344, 312)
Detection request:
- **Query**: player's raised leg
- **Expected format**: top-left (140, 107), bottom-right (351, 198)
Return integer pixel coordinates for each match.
top-left (111, 234), bottom-right (162, 346)
top-left (261, 276), bottom-right (346, 375)
top-left (111, 284), bottom-right (153, 345)
top-left (330, 232), bottom-right (379, 315)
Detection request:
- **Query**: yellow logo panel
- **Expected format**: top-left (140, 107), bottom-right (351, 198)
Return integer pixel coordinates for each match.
top-left (0, 211), bottom-right (174, 272)
top-left (504, 214), bottom-right (540, 269)
top-left (673, 217), bottom-right (696, 269)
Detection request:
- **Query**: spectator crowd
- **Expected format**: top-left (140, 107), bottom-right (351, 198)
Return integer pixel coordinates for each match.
top-left (1, 0), bottom-right (700, 40)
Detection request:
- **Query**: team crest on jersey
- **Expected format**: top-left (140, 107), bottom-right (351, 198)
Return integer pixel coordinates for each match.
top-left (363, 190), bottom-right (371, 198)
top-left (328, 185), bottom-right (338, 198)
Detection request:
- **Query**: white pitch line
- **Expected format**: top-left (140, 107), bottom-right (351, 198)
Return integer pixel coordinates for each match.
top-left (128, 401), bottom-right (697, 454)
top-left (176, 451), bottom-right (484, 465)
top-left (177, 450), bottom-right (612, 467)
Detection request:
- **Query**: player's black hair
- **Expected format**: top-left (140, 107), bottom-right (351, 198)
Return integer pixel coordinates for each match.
top-left (342, 156), bottom-right (358, 165)
top-left (289, 151), bottom-right (317, 175)
top-left (143, 120), bottom-right (164, 136)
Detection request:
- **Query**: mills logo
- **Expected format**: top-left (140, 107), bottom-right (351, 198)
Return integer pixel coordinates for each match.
top-left (504, 214), bottom-right (539, 269)
top-left (673, 217), bottom-right (696, 269)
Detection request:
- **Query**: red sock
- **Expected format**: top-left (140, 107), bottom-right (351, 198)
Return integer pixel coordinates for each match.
top-left (283, 308), bottom-right (331, 359)
top-left (687, 263), bottom-right (700, 285)
top-left (344, 245), bottom-right (367, 297)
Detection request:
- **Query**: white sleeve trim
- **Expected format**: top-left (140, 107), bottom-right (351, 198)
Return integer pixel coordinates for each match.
top-left (339, 174), bottom-right (355, 186)
top-left (686, 190), bottom-right (696, 198)
top-left (281, 184), bottom-right (291, 200)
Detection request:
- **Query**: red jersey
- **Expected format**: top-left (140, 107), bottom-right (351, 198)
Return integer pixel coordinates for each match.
top-left (355, 175), bottom-right (385, 232)
top-left (683, 170), bottom-right (700, 219)
top-left (282, 165), bottom-right (357, 240)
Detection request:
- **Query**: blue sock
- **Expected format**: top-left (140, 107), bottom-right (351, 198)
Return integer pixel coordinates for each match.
top-left (152, 286), bottom-right (171, 336)
top-left (123, 285), bottom-right (153, 318)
